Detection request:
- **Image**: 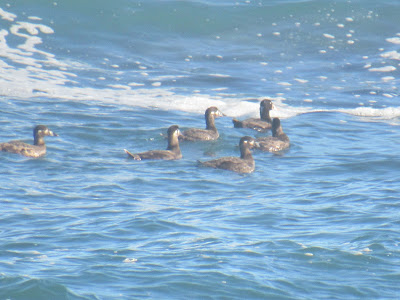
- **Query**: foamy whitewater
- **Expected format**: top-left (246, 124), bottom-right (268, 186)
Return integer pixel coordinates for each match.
top-left (0, 1), bottom-right (400, 299)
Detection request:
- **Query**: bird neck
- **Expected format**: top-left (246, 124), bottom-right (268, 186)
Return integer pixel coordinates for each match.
top-left (167, 135), bottom-right (180, 152)
top-left (205, 114), bottom-right (217, 131)
top-left (34, 135), bottom-right (45, 146)
top-left (273, 126), bottom-right (284, 137)
top-left (260, 108), bottom-right (271, 122)
top-left (240, 146), bottom-right (253, 160)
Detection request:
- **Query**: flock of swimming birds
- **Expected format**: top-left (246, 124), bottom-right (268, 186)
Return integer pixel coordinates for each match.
top-left (0, 99), bottom-right (290, 173)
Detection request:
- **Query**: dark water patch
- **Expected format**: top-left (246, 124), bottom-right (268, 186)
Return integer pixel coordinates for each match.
top-left (0, 276), bottom-right (96, 300)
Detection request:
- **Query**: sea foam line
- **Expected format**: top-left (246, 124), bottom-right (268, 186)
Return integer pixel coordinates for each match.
top-left (0, 7), bottom-right (400, 123)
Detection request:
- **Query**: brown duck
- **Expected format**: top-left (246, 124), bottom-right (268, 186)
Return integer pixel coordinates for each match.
top-left (180, 107), bottom-right (224, 141)
top-left (198, 136), bottom-right (257, 173)
top-left (125, 125), bottom-right (182, 160)
top-left (256, 118), bottom-right (290, 152)
top-left (0, 125), bottom-right (58, 158)
top-left (232, 99), bottom-right (274, 131)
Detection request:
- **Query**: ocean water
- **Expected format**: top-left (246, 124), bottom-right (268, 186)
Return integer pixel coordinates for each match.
top-left (1, 0), bottom-right (400, 299)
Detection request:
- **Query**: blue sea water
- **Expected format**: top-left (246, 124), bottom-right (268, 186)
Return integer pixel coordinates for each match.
top-left (1, 0), bottom-right (400, 299)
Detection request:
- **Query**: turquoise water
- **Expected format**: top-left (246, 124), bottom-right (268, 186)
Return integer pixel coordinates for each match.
top-left (1, 1), bottom-right (400, 299)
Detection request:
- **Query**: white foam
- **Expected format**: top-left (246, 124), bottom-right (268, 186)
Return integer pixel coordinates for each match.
top-left (369, 66), bottom-right (396, 72)
top-left (382, 76), bottom-right (395, 82)
top-left (323, 33), bottom-right (335, 39)
top-left (108, 84), bottom-right (130, 90)
top-left (0, 18), bottom-right (62, 70)
top-left (209, 73), bottom-right (231, 78)
top-left (381, 50), bottom-right (400, 60)
top-left (128, 82), bottom-right (145, 87)
top-left (28, 16), bottom-right (42, 21)
top-left (123, 258), bottom-right (137, 263)
top-left (338, 106), bottom-right (400, 119)
top-left (10, 22), bottom-right (54, 36)
top-left (0, 7), bottom-right (16, 21)
top-left (294, 78), bottom-right (309, 84)
top-left (386, 37), bottom-right (400, 44)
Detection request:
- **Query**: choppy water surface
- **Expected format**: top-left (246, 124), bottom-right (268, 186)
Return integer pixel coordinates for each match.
top-left (1, 0), bottom-right (400, 299)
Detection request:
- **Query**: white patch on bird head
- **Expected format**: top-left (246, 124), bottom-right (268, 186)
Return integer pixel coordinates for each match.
top-left (214, 109), bottom-right (223, 117)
